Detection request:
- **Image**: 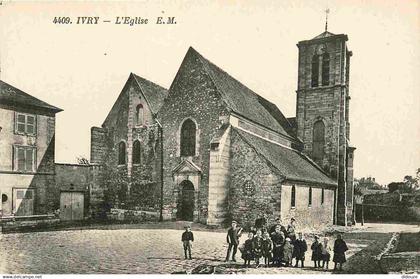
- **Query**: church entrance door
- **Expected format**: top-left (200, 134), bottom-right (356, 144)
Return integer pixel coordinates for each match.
top-left (179, 180), bottom-right (195, 221)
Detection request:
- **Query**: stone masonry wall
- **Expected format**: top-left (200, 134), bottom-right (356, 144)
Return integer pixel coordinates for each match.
top-left (296, 35), bottom-right (352, 226)
top-left (54, 163), bottom-right (90, 217)
top-left (207, 127), bottom-right (231, 225)
top-left (228, 129), bottom-right (283, 229)
top-left (158, 49), bottom-right (231, 223)
top-left (89, 76), bottom-right (161, 216)
top-left (281, 184), bottom-right (334, 230)
top-left (90, 127), bottom-right (107, 164)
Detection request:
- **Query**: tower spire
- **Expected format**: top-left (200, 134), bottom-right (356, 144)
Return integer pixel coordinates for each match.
top-left (325, 8), bottom-right (330, 32)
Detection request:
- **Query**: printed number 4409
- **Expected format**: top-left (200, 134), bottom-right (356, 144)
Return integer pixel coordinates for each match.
top-left (53, 17), bottom-right (72, 24)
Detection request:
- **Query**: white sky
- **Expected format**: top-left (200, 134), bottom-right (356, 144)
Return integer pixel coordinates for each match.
top-left (0, 0), bottom-right (419, 185)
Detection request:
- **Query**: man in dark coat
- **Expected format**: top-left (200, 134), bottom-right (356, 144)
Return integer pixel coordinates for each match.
top-left (270, 225), bottom-right (285, 267)
top-left (181, 225), bottom-right (194, 260)
top-left (225, 220), bottom-right (243, 262)
top-left (269, 218), bottom-right (287, 236)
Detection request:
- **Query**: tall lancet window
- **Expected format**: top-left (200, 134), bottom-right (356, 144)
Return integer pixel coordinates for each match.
top-left (322, 53), bottom-right (330, 86)
top-left (291, 185), bottom-right (296, 208)
top-left (136, 104), bottom-right (144, 125)
top-left (313, 120), bottom-right (325, 163)
top-left (118, 141), bottom-right (126, 165)
top-left (180, 119), bottom-right (196, 157)
top-left (311, 55), bottom-right (319, 87)
top-left (133, 140), bottom-right (141, 165)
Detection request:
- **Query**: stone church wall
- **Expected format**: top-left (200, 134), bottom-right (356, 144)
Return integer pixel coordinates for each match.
top-left (207, 127), bottom-right (231, 226)
top-left (228, 129), bottom-right (283, 229)
top-left (158, 50), bottom-right (231, 222)
top-left (89, 79), bottom-right (161, 217)
top-left (280, 184), bottom-right (334, 230)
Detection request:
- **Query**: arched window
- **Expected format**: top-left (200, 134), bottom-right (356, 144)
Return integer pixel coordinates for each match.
top-left (136, 104), bottom-right (144, 125)
top-left (118, 141), bottom-right (126, 165)
top-left (291, 185), bottom-right (296, 208)
top-left (180, 119), bottom-right (196, 157)
top-left (133, 140), bottom-right (141, 165)
top-left (308, 187), bottom-right (312, 207)
top-left (311, 55), bottom-right (319, 87)
top-left (313, 120), bottom-right (325, 163)
top-left (321, 188), bottom-right (325, 205)
top-left (322, 53), bottom-right (330, 86)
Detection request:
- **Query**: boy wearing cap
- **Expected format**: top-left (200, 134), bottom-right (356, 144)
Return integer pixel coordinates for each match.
top-left (225, 220), bottom-right (243, 262)
top-left (181, 225), bottom-right (194, 260)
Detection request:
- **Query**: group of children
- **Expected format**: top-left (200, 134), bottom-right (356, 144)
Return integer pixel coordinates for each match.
top-left (237, 218), bottom-right (349, 270)
top-left (181, 218), bottom-right (348, 271)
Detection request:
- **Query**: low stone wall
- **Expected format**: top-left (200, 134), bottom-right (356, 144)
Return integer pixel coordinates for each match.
top-left (379, 232), bottom-right (420, 273)
top-left (1, 218), bottom-right (61, 233)
top-left (360, 192), bottom-right (420, 223)
top-left (380, 252), bottom-right (420, 273)
top-left (107, 208), bottom-right (159, 222)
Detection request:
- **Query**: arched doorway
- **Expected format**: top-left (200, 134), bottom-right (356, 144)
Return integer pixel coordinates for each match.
top-left (178, 180), bottom-right (195, 221)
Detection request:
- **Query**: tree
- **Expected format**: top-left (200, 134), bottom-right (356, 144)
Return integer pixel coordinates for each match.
top-left (76, 156), bottom-right (90, 165)
top-left (388, 182), bottom-right (405, 193)
top-left (355, 176), bottom-right (384, 190)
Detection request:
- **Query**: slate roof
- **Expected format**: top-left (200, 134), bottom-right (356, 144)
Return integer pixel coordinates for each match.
top-left (234, 128), bottom-right (337, 186)
top-left (0, 80), bottom-right (62, 112)
top-left (287, 117), bottom-right (297, 130)
top-left (132, 73), bottom-right (168, 114)
top-left (188, 47), bottom-right (294, 139)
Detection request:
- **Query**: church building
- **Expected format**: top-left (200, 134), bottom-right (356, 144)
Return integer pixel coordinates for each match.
top-left (90, 30), bottom-right (355, 228)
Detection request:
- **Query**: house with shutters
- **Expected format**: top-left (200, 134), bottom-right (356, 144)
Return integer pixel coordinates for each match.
top-left (90, 29), bottom-right (356, 228)
top-left (0, 80), bottom-right (62, 217)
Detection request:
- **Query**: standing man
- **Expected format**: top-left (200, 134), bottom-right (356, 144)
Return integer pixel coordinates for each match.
top-left (225, 220), bottom-right (243, 262)
top-left (269, 218), bottom-right (287, 236)
top-left (287, 218), bottom-right (297, 242)
top-left (181, 225), bottom-right (194, 260)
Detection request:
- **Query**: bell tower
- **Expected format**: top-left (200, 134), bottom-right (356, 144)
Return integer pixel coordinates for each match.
top-left (295, 28), bottom-right (355, 226)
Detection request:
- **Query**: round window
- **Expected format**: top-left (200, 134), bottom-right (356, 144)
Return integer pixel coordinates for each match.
top-left (2, 194), bottom-right (8, 203)
top-left (243, 180), bottom-right (256, 196)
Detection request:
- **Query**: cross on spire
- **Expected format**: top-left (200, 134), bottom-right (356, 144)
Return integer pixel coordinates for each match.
top-left (325, 8), bottom-right (330, 32)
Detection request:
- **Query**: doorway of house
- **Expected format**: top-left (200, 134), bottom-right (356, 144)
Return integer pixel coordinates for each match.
top-left (179, 180), bottom-right (195, 221)
top-left (60, 191), bottom-right (84, 221)
top-left (13, 188), bottom-right (34, 216)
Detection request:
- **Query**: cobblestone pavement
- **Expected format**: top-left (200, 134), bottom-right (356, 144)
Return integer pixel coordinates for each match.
top-left (0, 223), bottom-right (417, 274)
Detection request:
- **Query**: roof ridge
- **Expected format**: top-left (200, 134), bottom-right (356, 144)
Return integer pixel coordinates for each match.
top-left (131, 73), bottom-right (168, 115)
top-left (189, 48), bottom-right (294, 138)
top-left (131, 73), bottom-right (158, 115)
top-left (131, 73), bottom-right (168, 92)
top-left (0, 80), bottom-right (62, 112)
top-left (187, 47), bottom-right (235, 110)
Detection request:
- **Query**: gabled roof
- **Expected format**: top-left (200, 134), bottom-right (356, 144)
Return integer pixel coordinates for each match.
top-left (234, 128), bottom-right (337, 186)
top-left (312, 31), bottom-right (336, 39)
top-left (0, 80), bottom-right (62, 113)
top-left (172, 159), bottom-right (202, 174)
top-left (131, 73), bottom-right (168, 114)
top-left (186, 47), bottom-right (294, 138)
top-left (102, 74), bottom-right (167, 128)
